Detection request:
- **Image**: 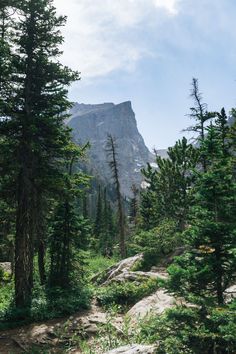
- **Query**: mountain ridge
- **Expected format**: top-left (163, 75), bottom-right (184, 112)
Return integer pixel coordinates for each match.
top-left (67, 101), bottom-right (154, 197)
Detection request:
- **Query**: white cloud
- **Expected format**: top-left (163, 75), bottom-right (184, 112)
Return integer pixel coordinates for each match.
top-left (54, 0), bottom-right (181, 80)
top-left (153, 0), bottom-right (180, 14)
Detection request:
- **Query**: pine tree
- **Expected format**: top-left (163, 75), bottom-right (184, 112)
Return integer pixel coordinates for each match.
top-left (141, 137), bottom-right (199, 231)
top-left (167, 120), bottom-right (236, 306)
top-left (94, 185), bottom-right (103, 241)
top-left (129, 184), bottom-right (139, 226)
top-left (100, 188), bottom-right (115, 256)
top-left (186, 78), bottom-right (215, 171)
top-left (106, 134), bottom-right (125, 257)
top-left (0, 0), bottom-right (79, 309)
top-left (49, 144), bottom-right (89, 288)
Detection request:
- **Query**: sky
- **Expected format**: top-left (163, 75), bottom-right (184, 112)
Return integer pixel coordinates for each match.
top-left (54, 0), bottom-right (236, 150)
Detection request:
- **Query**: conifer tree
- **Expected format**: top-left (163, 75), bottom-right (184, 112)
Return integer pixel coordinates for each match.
top-left (100, 188), bottom-right (115, 256)
top-left (0, 0), bottom-right (79, 309)
top-left (106, 134), bottom-right (125, 257)
top-left (141, 137), bottom-right (199, 231)
top-left (129, 184), bottom-right (139, 226)
top-left (167, 119), bottom-right (236, 306)
top-left (49, 144), bottom-right (89, 288)
top-left (94, 185), bottom-right (103, 241)
top-left (187, 78), bottom-right (215, 171)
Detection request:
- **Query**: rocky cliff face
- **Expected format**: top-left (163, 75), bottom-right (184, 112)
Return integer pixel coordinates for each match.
top-left (67, 101), bottom-right (152, 198)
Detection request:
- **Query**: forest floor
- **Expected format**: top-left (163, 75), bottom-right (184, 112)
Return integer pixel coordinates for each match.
top-left (0, 254), bottom-right (175, 354)
top-left (0, 298), bottom-right (124, 353)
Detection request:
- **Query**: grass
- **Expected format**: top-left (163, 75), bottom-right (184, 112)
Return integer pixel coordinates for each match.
top-left (85, 251), bottom-right (119, 278)
top-left (0, 281), bottom-right (14, 317)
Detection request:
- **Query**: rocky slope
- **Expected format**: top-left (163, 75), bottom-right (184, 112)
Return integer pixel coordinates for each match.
top-left (67, 102), bottom-right (153, 198)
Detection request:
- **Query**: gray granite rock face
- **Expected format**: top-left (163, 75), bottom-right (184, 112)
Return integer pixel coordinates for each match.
top-left (104, 344), bottom-right (157, 354)
top-left (68, 101), bottom-right (153, 197)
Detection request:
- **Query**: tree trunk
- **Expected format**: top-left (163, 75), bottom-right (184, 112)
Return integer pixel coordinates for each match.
top-left (215, 246), bottom-right (224, 306)
top-left (15, 168), bottom-right (34, 309)
top-left (38, 239), bottom-right (46, 285)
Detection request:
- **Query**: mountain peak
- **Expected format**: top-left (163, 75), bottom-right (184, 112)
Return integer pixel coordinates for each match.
top-left (68, 101), bottom-right (153, 197)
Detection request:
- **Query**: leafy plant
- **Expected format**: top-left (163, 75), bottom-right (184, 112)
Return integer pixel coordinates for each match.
top-left (130, 219), bottom-right (181, 270)
top-left (97, 278), bottom-right (159, 309)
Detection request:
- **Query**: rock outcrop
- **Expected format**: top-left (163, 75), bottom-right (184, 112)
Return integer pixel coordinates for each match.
top-left (104, 344), bottom-right (157, 354)
top-left (127, 289), bottom-right (175, 323)
top-left (68, 102), bottom-right (153, 197)
top-left (0, 262), bottom-right (12, 274)
top-left (224, 284), bottom-right (236, 303)
top-left (91, 254), bottom-right (144, 285)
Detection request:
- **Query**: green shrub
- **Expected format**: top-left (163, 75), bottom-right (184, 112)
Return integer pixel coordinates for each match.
top-left (85, 252), bottom-right (119, 278)
top-left (0, 282), bottom-right (13, 317)
top-left (137, 303), bottom-right (236, 354)
top-left (97, 278), bottom-right (159, 309)
top-left (129, 219), bottom-right (181, 271)
top-left (0, 282), bottom-right (92, 328)
top-left (45, 285), bottom-right (92, 319)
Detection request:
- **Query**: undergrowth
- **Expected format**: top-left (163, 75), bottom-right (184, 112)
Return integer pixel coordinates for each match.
top-left (96, 278), bottom-right (160, 310)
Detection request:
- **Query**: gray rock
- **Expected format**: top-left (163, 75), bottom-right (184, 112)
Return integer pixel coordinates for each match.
top-left (104, 344), bottom-right (157, 354)
top-left (224, 284), bottom-right (236, 303)
top-left (127, 289), bottom-right (175, 323)
top-left (0, 262), bottom-right (12, 274)
top-left (68, 101), bottom-right (153, 197)
top-left (104, 270), bottom-right (167, 286)
top-left (92, 254), bottom-right (143, 285)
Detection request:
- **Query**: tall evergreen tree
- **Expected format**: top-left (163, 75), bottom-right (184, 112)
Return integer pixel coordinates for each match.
top-left (186, 78), bottom-right (215, 171)
top-left (49, 144), bottom-right (89, 288)
top-left (94, 185), bottom-right (103, 241)
top-left (141, 137), bottom-right (199, 231)
top-left (167, 120), bottom-right (236, 306)
top-left (100, 188), bottom-right (115, 256)
top-left (106, 134), bottom-right (125, 257)
top-left (129, 184), bottom-right (139, 226)
top-left (0, 0), bottom-right (79, 309)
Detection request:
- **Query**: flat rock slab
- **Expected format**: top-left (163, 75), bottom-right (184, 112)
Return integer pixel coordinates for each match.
top-left (127, 289), bottom-right (175, 323)
top-left (224, 284), bottom-right (236, 303)
top-left (104, 344), bottom-right (156, 354)
top-left (0, 262), bottom-right (12, 274)
top-left (92, 254), bottom-right (143, 285)
top-left (104, 270), bottom-right (168, 285)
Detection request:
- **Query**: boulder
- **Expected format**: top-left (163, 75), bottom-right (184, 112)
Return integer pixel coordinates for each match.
top-left (127, 289), bottom-right (175, 323)
top-left (224, 284), bottom-right (236, 303)
top-left (104, 344), bottom-right (157, 354)
top-left (0, 262), bottom-right (12, 274)
top-left (92, 254), bottom-right (143, 285)
top-left (103, 270), bottom-right (167, 286)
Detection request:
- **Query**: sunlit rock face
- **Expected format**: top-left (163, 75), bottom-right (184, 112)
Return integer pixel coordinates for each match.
top-left (68, 101), bottom-right (154, 197)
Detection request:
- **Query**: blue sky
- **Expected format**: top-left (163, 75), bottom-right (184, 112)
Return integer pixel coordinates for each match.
top-left (55, 0), bottom-right (236, 149)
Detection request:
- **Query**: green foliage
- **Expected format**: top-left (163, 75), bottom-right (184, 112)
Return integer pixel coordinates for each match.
top-left (138, 304), bottom-right (236, 354)
top-left (45, 285), bottom-right (92, 319)
top-left (130, 219), bottom-right (181, 270)
top-left (48, 145), bottom-right (91, 289)
top-left (0, 280), bottom-right (91, 328)
top-left (106, 134), bottom-right (126, 257)
top-left (85, 253), bottom-right (119, 278)
top-left (93, 187), bottom-right (116, 256)
top-left (167, 137), bottom-right (236, 305)
top-left (0, 282), bottom-right (13, 318)
top-left (141, 137), bottom-right (199, 231)
top-left (97, 278), bottom-right (159, 309)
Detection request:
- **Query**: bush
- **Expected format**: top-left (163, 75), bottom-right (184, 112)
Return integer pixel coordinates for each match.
top-left (137, 303), bottom-right (236, 354)
top-left (0, 282), bottom-right (14, 318)
top-left (97, 278), bottom-right (159, 309)
top-left (129, 219), bottom-right (181, 271)
top-left (85, 252), bottom-right (119, 278)
top-left (0, 281), bottom-right (92, 328)
top-left (45, 285), bottom-right (92, 319)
